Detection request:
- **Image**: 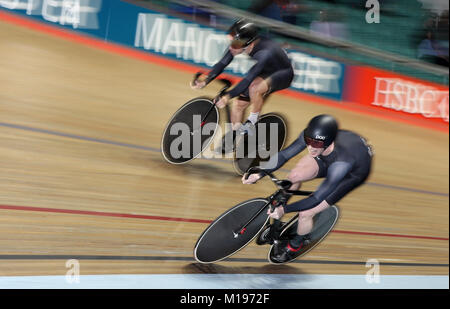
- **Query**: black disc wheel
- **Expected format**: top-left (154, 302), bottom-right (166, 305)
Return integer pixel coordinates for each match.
top-left (194, 198), bottom-right (270, 263)
top-left (255, 224), bottom-right (273, 246)
top-left (161, 97), bottom-right (219, 164)
top-left (268, 205), bottom-right (339, 264)
top-left (233, 113), bottom-right (287, 175)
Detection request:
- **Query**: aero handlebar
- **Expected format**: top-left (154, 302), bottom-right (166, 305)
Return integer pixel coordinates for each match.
top-left (192, 71), bottom-right (232, 100)
top-left (245, 167), bottom-right (313, 196)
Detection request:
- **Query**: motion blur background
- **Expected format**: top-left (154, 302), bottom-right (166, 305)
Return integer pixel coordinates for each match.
top-left (0, 0), bottom-right (448, 289)
top-left (141, 0), bottom-right (449, 83)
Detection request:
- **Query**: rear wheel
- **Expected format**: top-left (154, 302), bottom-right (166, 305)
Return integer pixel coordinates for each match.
top-left (268, 205), bottom-right (339, 264)
top-left (255, 224), bottom-right (273, 245)
top-left (233, 113), bottom-right (287, 175)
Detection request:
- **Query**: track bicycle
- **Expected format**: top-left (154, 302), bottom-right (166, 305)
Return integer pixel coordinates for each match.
top-left (194, 167), bottom-right (339, 264)
top-left (161, 73), bottom-right (288, 175)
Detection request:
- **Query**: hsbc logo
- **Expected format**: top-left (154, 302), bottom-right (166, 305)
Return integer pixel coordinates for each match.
top-left (372, 77), bottom-right (449, 122)
top-left (315, 135), bottom-right (326, 140)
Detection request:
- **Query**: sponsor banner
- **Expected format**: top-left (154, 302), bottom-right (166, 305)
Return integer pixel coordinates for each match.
top-left (0, 0), bottom-right (107, 36)
top-left (0, 0), bottom-right (345, 100)
top-left (288, 50), bottom-right (344, 100)
top-left (133, 12), bottom-right (345, 100)
top-left (343, 65), bottom-right (449, 125)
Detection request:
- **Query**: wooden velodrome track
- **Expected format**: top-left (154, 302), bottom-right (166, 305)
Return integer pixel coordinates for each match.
top-left (0, 16), bottom-right (448, 279)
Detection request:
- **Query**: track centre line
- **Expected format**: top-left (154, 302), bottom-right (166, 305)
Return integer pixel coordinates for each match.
top-left (0, 121), bottom-right (448, 197)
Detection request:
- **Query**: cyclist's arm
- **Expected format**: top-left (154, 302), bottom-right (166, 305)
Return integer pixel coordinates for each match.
top-left (204, 50), bottom-right (234, 85)
top-left (225, 50), bottom-right (270, 98)
top-left (259, 131), bottom-right (307, 174)
top-left (283, 161), bottom-right (353, 213)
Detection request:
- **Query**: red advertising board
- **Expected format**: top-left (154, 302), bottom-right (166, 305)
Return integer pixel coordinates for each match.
top-left (343, 65), bottom-right (449, 132)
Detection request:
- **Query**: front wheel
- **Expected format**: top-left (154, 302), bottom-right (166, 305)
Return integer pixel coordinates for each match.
top-left (194, 198), bottom-right (270, 263)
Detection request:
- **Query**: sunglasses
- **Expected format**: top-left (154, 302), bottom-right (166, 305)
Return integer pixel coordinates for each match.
top-left (230, 38), bottom-right (248, 49)
top-left (304, 136), bottom-right (325, 148)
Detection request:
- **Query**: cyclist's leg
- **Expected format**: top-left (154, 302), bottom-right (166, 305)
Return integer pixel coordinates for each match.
top-left (296, 174), bottom-right (365, 236)
top-left (272, 200), bottom-right (330, 262)
top-left (218, 96), bottom-right (250, 154)
top-left (296, 200), bottom-right (330, 236)
top-left (282, 155), bottom-right (326, 250)
top-left (246, 68), bottom-right (294, 117)
top-left (231, 78), bottom-right (268, 136)
top-left (230, 96), bottom-right (251, 130)
top-left (233, 69), bottom-right (291, 135)
top-left (242, 68), bottom-right (293, 135)
top-left (248, 77), bottom-right (270, 115)
top-left (260, 67), bottom-right (294, 102)
top-left (230, 77), bottom-right (269, 135)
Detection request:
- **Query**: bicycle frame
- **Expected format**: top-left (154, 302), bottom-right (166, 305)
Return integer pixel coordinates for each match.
top-left (233, 167), bottom-right (313, 240)
top-left (192, 72), bottom-right (232, 130)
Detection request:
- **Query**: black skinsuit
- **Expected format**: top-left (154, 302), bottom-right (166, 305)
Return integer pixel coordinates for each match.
top-left (261, 129), bottom-right (373, 212)
top-left (206, 36), bottom-right (294, 100)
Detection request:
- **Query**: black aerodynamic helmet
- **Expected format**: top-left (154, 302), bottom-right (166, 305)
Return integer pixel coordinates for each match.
top-left (304, 114), bottom-right (339, 148)
top-left (227, 19), bottom-right (259, 49)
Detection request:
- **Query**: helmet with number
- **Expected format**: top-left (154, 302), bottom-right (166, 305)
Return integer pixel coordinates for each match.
top-left (227, 19), bottom-right (259, 49)
top-left (304, 114), bottom-right (339, 148)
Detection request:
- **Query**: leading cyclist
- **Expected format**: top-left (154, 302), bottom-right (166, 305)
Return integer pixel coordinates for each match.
top-left (243, 114), bottom-right (374, 263)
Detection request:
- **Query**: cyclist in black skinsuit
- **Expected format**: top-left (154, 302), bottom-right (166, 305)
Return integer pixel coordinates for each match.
top-left (191, 19), bottom-right (294, 153)
top-left (243, 114), bottom-right (374, 263)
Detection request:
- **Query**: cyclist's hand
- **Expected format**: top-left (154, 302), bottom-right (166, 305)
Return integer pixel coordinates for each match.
top-left (267, 206), bottom-right (285, 220)
top-left (190, 73), bottom-right (207, 89)
top-left (242, 173), bottom-right (262, 184)
top-left (214, 94), bottom-right (229, 109)
top-left (190, 79), bottom-right (206, 89)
